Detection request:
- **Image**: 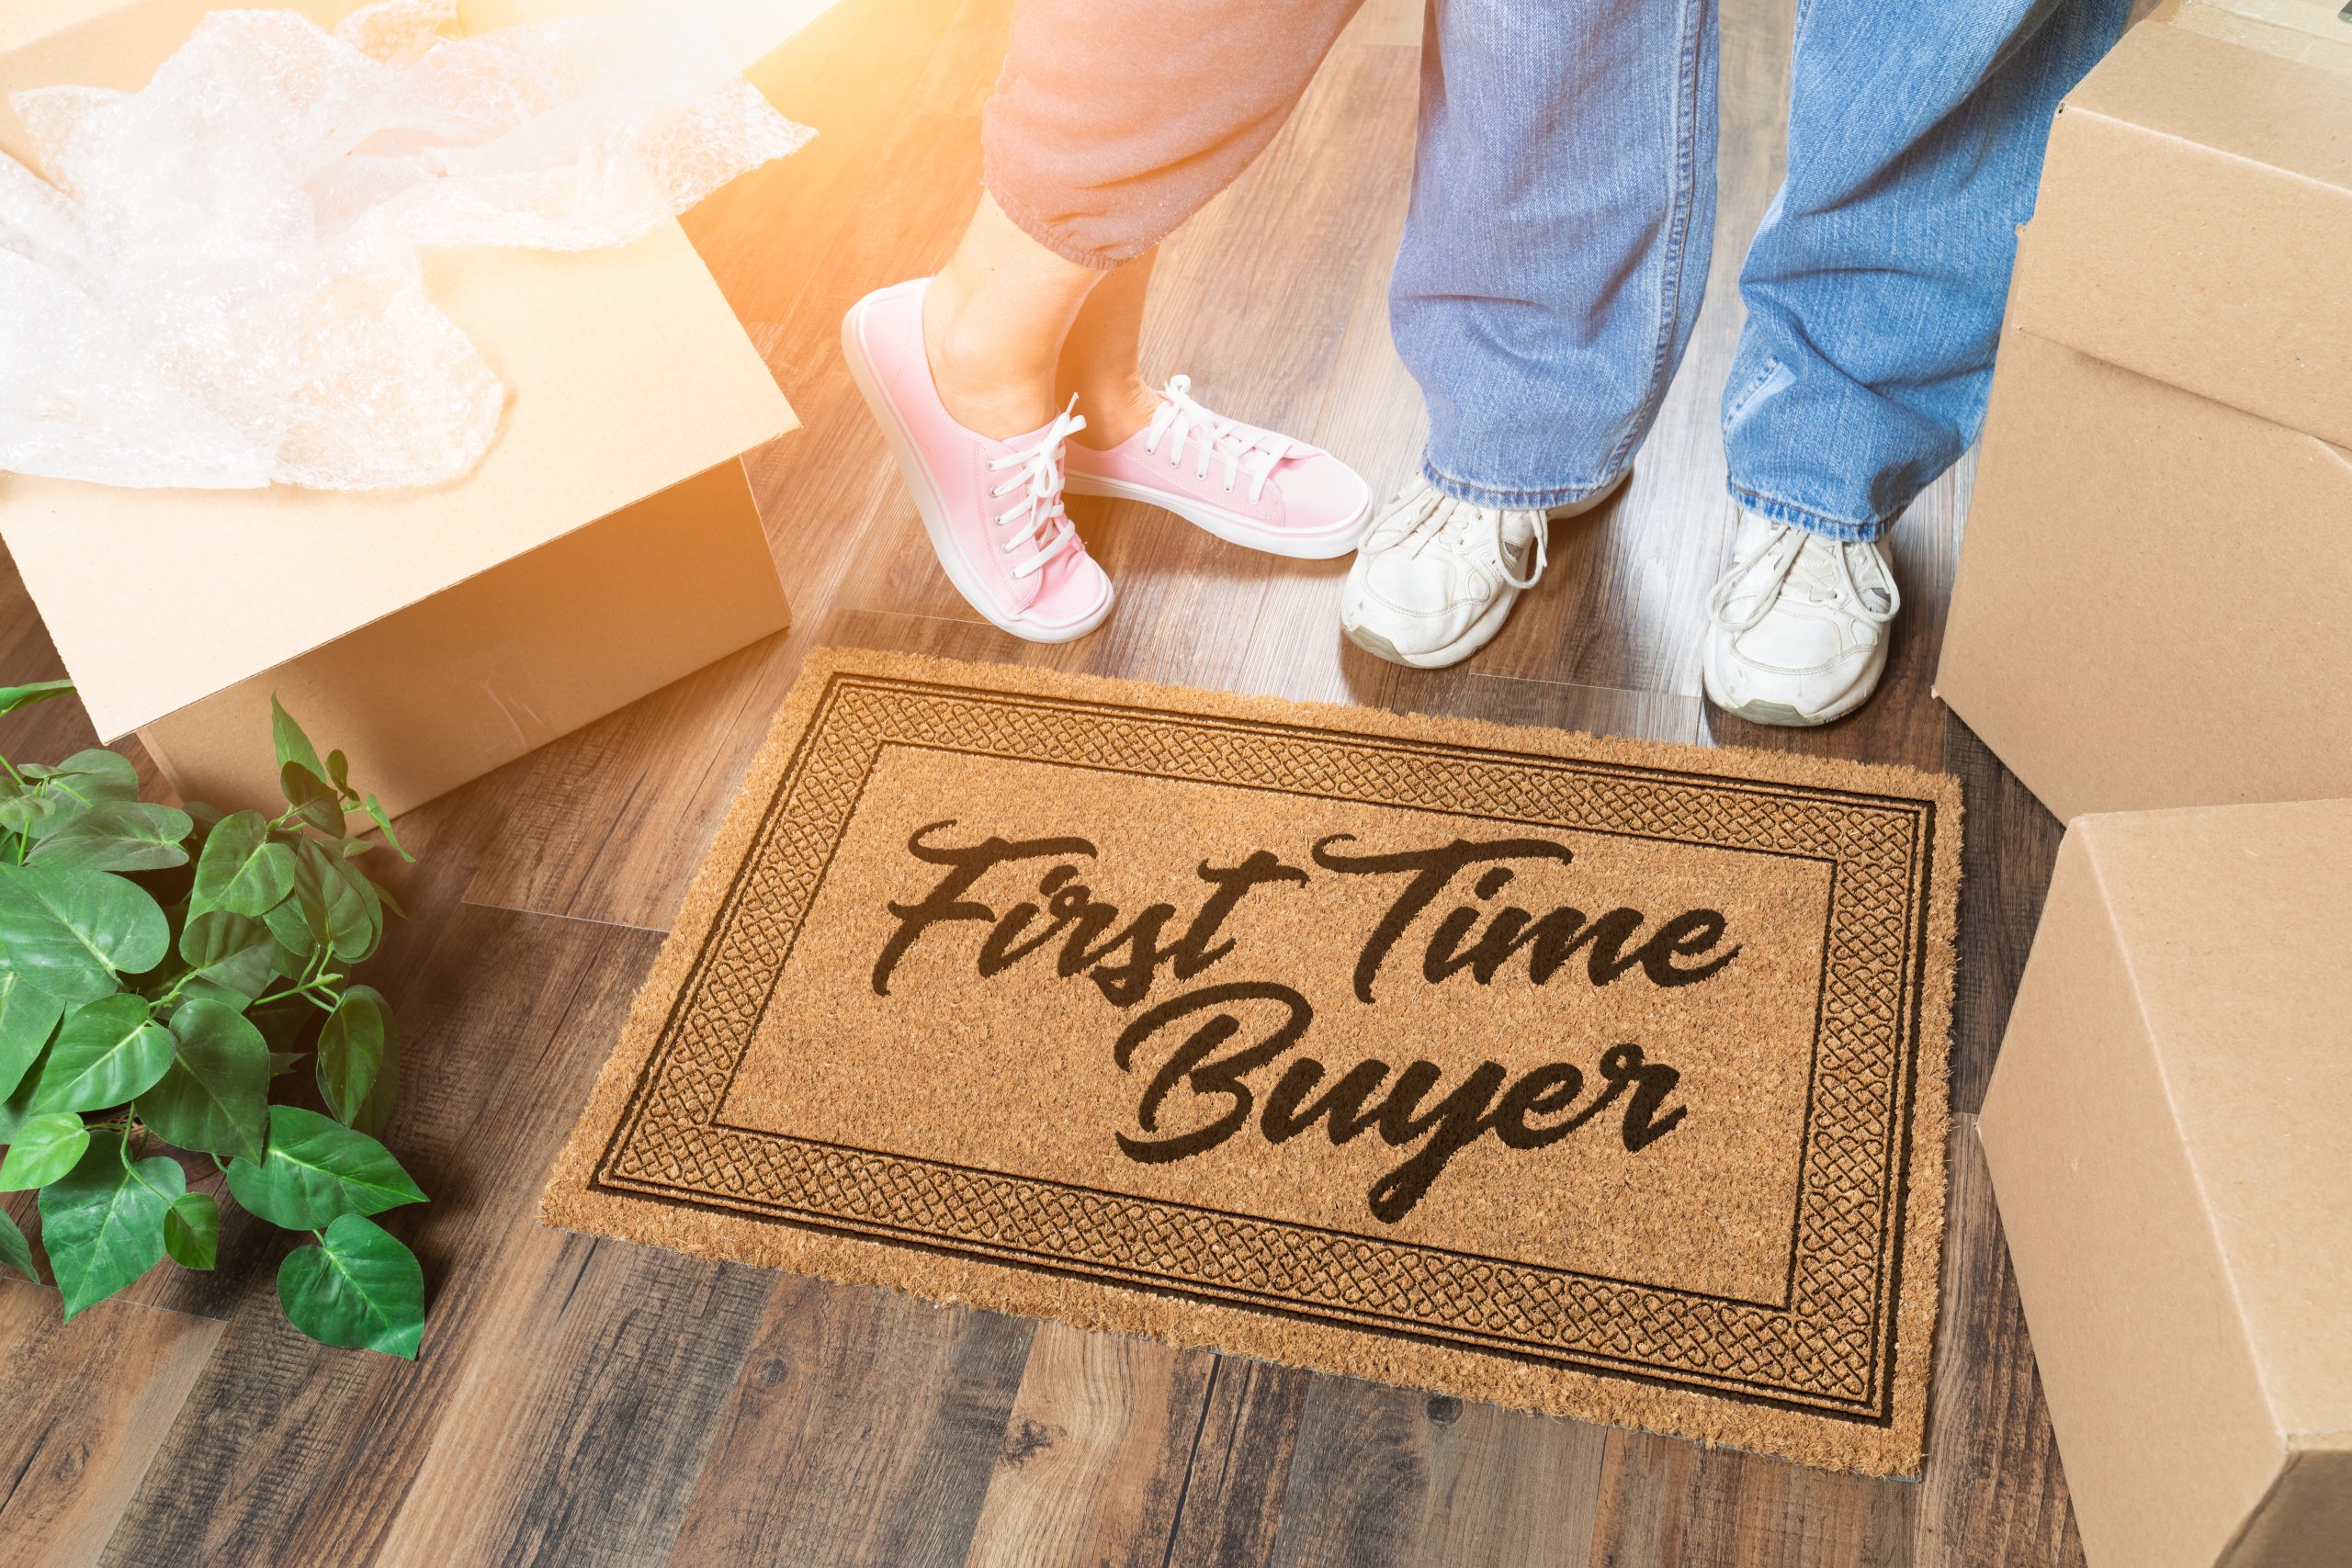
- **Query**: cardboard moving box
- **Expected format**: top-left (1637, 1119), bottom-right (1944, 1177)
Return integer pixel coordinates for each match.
top-left (1980, 800), bottom-right (2352, 1568)
top-left (0, 0), bottom-right (797, 818)
top-left (1937, 1), bottom-right (2352, 822)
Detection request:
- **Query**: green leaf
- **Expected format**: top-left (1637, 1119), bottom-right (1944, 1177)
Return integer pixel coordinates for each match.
top-left (272, 699), bottom-right (330, 789)
top-left (317, 987), bottom-right (395, 1132)
top-left (0, 779), bottom-right (41, 837)
top-left (0, 678), bottom-right (74, 717)
top-left (263, 848), bottom-right (331, 965)
top-left (0, 1111), bottom-right (91, 1190)
top-left (26, 801), bottom-right (193, 874)
top-left (38, 1129), bottom-right (182, 1317)
top-left (305, 843), bottom-right (378, 963)
top-left (187, 811), bottom-right (297, 920)
top-left (326, 750), bottom-right (353, 799)
top-left (0, 1060), bottom-right (40, 1142)
top-left (361, 795), bottom-right (414, 863)
top-left (277, 1213), bottom-right (423, 1358)
top-left (164, 1191), bottom-right (219, 1270)
top-left (138, 1001), bottom-right (267, 1162)
top-left (0, 1205), bottom-right (36, 1282)
top-left (0, 970), bottom-right (63, 1101)
top-left (28, 995), bottom-right (173, 1115)
top-left (20, 748), bottom-right (139, 807)
top-left (225, 1105), bottom-right (424, 1230)
top-left (0, 864), bottom-right (171, 1003)
top-left (266, 1050), bottom-right (304, 1078)
top-left (280, 763), bottom-right (345, 837)
top-left (175, 911), bottom-right (278, 1009)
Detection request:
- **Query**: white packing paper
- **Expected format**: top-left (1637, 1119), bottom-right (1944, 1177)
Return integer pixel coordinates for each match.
top-left (0, 0), bottom-right (813, 491)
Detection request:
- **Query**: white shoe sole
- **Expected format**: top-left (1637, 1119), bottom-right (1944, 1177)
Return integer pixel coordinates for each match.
top-left (1064, 472), bottom-right (1372, 559)
top-left (1340, 469), bottom-right (1631, 670)
top-left (1701, 649), bottom-right (1888, 728)
top-left (841, 295), bottom-right (1114, 645)
top-left (1342, 573), bottom-right (1522, 670)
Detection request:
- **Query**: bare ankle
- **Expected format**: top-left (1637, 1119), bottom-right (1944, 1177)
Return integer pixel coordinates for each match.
top-left (1066, 375), bottom-right (1160, 449)
top-left (922, 282), bottom-right (1057, 440)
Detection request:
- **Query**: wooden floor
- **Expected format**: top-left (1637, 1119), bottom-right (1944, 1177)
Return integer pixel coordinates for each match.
top-left (0, 1), bottom-right (2087, 1562)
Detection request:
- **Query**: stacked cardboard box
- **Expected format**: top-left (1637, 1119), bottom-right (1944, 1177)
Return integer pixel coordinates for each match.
top-left (1937, 0), bottom-right (2352, 823)
top-left (0, 0), bottom-right (797, 818)
top-left (1980, 801), bottom-right (2351, 1568)
top-left (1959, 7), bottom-right (2352, 1565)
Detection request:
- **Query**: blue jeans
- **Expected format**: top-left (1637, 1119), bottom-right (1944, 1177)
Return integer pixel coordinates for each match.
top-left (1390, 0), bottom-right (2134, 538)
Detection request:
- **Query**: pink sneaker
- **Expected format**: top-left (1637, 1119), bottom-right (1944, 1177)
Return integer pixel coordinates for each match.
top-left (1063, 376), bottom-right (1372, 559)
top-left (842, 279), bottom-right (1114, 642)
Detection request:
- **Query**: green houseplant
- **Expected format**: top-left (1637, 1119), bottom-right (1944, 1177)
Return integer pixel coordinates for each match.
top-left (0, 679), bottom-right (428, 1357)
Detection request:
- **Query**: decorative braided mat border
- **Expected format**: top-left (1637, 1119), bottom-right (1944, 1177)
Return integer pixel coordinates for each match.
top-left (545, 649), bottom-right (1958, 1476)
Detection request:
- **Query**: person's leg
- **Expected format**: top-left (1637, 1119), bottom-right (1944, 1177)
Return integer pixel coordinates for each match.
top-left (922, 0), bottom-right (1363, 445)
top-left (1344, 0), bottom-right (1717, 669)
top-left (923, 193), bottom-right (1112, 441)
top-left (846, 0), bottom-right (1374, 643)
top-left (1391, 0), bottom-right (1720, 509)
top-left (1700, 0), bottom-right (2132, 726)
top-left (1721, 0), bottom-right (2135, 536)
top-left (1054, 248), bottom-right (1161, 451)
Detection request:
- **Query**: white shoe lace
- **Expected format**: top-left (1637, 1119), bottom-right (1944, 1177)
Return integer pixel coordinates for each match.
top-left (1380, 489), bottom-right (1551, 592)
top-left (983, 399), bottom-right (1087, 581)
top-left (1704, 519), bottom-right (1901, 634)
top-left (1139, 375), bottom-right (1295, 503)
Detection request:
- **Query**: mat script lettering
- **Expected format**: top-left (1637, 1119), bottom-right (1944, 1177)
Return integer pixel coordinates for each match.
top-left (872, 821), bottom-right (1731, 1221)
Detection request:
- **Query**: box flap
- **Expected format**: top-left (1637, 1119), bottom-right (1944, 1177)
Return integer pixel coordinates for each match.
top-left (2064, 17), bottom-right (2352, 188)
top-left (2159, 0), bottom-right (2352, 78)
top-left (0, 0), bottom-right (797, 741)
top-left (2013, 17), bottom-right (2352, 447)
top-left (2079, 800), bottom-right (2352, 1440)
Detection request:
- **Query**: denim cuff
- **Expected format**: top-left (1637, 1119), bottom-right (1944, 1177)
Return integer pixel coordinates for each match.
top-left (1421, 455), bottom-right (1626, 513)
top-left (1725, 479), bottom-right (1895, 543)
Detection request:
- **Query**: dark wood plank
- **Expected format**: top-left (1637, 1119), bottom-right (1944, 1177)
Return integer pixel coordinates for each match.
top-left (1907, 1122), bottom-right (2084, 1568)
top-left (368, 1235), bottom-right (773, 1566)
top-left (0, 1288), bottom-right (222, 1568)
top-left (1162, 1358), bottom-right (1315, 1568)
top-left (961, 1323), bottom-right (1219, 1566)
top-left (666, 1277), bottom-right (1033, 1568)
top-left (1267, 1379), bottom-right (1606, 1568)
top-left (1940, 716), bottom-right (2064, 1113)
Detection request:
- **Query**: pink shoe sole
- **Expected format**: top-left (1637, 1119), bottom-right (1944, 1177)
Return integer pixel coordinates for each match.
top-left (1063, 470), bottom-right (1372, 559)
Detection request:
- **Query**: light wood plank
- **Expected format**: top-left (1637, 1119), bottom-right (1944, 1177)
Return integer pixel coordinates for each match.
top-left (93, 909), bottom-right (763, 1568)
top-left (0, 1289), bottom-right (223, 1568)
top-left (962, 1323), bottom-right (1218, 1568)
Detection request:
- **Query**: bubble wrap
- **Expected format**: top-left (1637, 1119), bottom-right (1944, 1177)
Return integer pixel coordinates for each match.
top-left (0, 0), bottom-right (814, 491)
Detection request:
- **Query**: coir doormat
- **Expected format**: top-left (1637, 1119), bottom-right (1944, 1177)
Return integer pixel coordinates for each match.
top-left (545, 649), bottom-right (1959, 1475)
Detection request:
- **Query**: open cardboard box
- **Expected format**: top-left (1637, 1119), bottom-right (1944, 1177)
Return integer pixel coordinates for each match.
top-left (1935, 0), bottom-right (2352, 822)
top-left (0, 0), bottom-right (797, 819)
top-left (1979, 799), bottom-right (2352, 1568)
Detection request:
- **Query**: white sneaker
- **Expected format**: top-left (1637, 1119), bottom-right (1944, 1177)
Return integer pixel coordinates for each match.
top-left (1701, 512), bottom-right (1901, 727)
top-left (1340, 472), bottom-right (1626, 669)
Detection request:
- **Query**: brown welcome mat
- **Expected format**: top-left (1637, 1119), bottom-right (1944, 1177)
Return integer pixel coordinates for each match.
top-left (545, 649), bottom-right (1958, 1475)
